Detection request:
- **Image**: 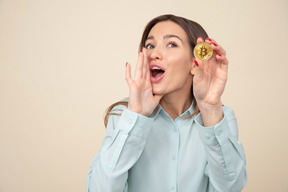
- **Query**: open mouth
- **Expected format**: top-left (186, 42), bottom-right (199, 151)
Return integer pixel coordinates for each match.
top-left (150, 66), bottom-right (165, 78)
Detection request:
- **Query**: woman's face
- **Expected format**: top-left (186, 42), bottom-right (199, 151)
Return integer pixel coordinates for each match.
top-left (145, 21), bottom-right (195, 96)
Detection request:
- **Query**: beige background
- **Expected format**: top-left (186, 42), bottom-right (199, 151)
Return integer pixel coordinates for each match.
top-left (0, 0), bottom-right (287, 191)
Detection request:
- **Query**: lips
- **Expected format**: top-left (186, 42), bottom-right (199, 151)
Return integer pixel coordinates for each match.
top-left (150, 63), bottom-right (165, 83)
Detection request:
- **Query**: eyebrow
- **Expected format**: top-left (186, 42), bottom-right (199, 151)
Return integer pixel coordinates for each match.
top-left (146, 34), bottom-right (183, 43)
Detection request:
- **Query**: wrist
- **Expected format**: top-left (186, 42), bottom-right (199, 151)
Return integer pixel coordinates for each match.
top-left (197, 101), bottom-right (223, 127)
top-left (197, 101), bottom-right (223, 113)
top-left (128, 106), bottom-right (151, 117)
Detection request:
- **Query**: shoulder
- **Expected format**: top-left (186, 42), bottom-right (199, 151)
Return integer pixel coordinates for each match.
top-left (110, 97), bottom-right (128, 112)
top-left (105, 98), bottom-right (128, 128)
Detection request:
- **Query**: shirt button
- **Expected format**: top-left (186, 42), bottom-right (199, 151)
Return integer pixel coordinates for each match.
top-left (172, 156), bottom-right (176, 160)
top-left (171, 186), bottom-right (175, 191)
top-left (206, 134), bottom-right (211, 139)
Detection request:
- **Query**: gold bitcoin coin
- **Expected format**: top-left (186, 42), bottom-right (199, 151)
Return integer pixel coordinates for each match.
top-left (193, 42), bottom-right (213, 61)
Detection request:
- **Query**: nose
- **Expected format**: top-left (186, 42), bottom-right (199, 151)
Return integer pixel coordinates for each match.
top-left (149, 46), bottom-right (162, 61)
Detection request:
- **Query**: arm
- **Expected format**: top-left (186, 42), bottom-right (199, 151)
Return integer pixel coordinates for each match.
top-left (87, 105), bottom-right (153, 192)
top-left (193, 37), bottom-right (247, 191)
top-left (195, 106), bottom-right (247, 192)
top-left (88, 48), bottom-right (161, 192)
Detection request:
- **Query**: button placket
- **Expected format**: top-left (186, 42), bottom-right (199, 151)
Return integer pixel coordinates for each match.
top-left (169, 122), bottom-right (179, 192)
top-left (172, 124), bottom-right (178, 161)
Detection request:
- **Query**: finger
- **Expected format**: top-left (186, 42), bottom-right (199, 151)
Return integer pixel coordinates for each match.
top-left (196, 36), bottom-right (204, 44)
top-left (142, 47), bottom-right (148, 79)
top-left (125, 62), bottom-right (133, 86)
top-left (194, 55), bottom-right (209, 69)
top-left (216, 54), bottom-right (229, 71)
top-left (216, 54), bottom-right (228, 64)
top-left (135, 51), bottom-right (144, 80)
top-left (143, 48), bottom-right (151, 80)
top-left (205, 38), bottom-right (226, 56)
top-left (193, 59), bottom-right (205, 84)
top-left (210, 43), bottom-right (226, 56)
top-left (205, 37), bottom-right (214, 43)
top-left (193, 58), bottom-right (205, 71)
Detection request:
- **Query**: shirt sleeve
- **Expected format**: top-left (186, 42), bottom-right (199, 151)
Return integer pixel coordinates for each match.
top-left (87, 105), bottom-right (154, 192)
top-left (194, 106), bottom-right (247, 192)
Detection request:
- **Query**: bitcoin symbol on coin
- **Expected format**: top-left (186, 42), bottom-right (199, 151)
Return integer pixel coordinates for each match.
top-left (193, 42), bottom-right (213, 61)
top-left (199, 46), bottom-right (208, 58)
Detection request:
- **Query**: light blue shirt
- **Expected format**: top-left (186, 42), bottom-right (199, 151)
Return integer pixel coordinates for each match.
top-left (87, 102), bottom-right (247, 192)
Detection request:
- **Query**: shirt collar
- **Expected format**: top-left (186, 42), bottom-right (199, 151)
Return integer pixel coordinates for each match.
top-left (149, 101), bottom-right (195, 120)
top-left (149, 105), bottom-right (162, 119)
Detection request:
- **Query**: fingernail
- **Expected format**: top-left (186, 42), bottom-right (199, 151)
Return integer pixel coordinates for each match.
top-left (194, 59), bottom-right (199, 66)
top-left (126, 62), bottom-right (128, 67)
top-left (211, 43), bottom-right (217, 46)
top-left (217, 54), bottom-right (221, 56)
top-left (206, 38), bottom-right (212, 41)
top-left (199, 36), bottom-right (203, 40)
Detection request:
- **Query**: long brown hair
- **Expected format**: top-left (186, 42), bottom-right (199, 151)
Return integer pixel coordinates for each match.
top-left (104, 14), bottom-right (209, 127)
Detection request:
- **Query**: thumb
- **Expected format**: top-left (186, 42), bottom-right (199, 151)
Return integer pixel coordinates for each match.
top-left (193, 59), bottom-right (204, 84)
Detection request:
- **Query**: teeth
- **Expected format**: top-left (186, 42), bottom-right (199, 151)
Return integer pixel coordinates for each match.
top-left (152, 67), bottom-right (161, 70)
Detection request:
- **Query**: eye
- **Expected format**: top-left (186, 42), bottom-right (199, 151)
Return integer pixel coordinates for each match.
top-left (145, 44), bottom-right (154, 49)
top-left (168, 42), bottom-right (177, 48)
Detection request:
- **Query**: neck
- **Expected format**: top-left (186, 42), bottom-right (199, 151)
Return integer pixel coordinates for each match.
top-left (160, 87), bottom-right (193, 120)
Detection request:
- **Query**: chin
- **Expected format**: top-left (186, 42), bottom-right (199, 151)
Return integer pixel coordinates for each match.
top-left (152, 86), bottom-right (165, 96)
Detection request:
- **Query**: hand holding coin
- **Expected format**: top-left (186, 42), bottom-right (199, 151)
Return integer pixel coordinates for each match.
top-left (192, 37), bottom-right (229, 112)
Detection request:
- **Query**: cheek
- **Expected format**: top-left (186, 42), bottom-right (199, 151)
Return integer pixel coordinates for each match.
top-left (166, 53), bottom-right (192, 72)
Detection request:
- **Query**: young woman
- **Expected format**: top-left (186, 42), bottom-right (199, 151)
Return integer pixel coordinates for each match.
top-left (87, 14), bottom-right (247, 192)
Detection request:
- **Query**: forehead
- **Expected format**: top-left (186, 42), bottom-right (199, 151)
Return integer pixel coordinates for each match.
top-left (147, 21), bottom-right (188, 40)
